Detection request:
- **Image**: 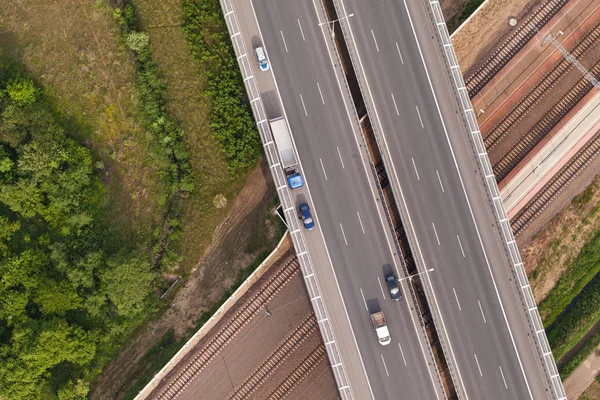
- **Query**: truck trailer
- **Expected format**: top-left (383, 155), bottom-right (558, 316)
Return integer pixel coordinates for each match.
top-left (269, 117), bottom-right (304, 189)
top-left (371, 311), bottom-right (391, 346)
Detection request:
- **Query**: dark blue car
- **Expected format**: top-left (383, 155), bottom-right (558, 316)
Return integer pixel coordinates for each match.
top-left (299, 203), bottom-right (315, 231)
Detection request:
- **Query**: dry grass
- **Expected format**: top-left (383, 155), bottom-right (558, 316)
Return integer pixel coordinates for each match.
top-left (0, 0), bottom-right (165, 244)
top-left (521, 174), bottom-right (600, 304)
top-left (579, 378), bottom-right (600, 400)
top-left (132, 0), bottom-right (250, 274)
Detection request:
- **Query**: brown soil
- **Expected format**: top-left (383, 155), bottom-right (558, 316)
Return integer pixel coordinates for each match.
top-left (577, 373), bottom-right (600, 399)
top-left (520, 169), bottom-right (600, 303)
top-left (91, 159), bottom-right (281, 399)
top-left (452, 0), bottom-right (545, 76)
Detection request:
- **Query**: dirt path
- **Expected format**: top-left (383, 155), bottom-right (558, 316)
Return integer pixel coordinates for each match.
top-left (91, 159), bottom-right (280, 399)
top-left (564, 345), bottom-right (600, 399)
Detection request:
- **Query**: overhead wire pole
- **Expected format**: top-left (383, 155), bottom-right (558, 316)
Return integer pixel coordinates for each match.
top-left (542, 30), bottom-right (600, 91)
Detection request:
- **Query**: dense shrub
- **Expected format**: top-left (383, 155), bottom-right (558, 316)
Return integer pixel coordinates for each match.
top-left (0, 65), bottom-right (157, 399)
top-left (558, 326), bottom-right (600, 379)
top-left (182, 0), bottom-right (261, 176)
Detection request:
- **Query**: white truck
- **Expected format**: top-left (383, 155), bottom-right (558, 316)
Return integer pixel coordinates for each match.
top-left (371, 311), bottom-right (391, 346)
top-left (270, 117), bottom-right (304, 189)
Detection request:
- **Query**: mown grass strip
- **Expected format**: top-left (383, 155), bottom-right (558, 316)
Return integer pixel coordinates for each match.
top-left (559, 326), bottom-right (600, 379)
top-left (539, 228), bottom-right (600, 327)
top-left (547, 275), bottom-right (600, 361)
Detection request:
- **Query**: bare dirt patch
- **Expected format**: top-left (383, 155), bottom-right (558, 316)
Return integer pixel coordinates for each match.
top-left (578, 373), bottom-right (600, 399)
top-left (520, 171), bottom-right (600, 303)
top-left (91, 159), bottom-right (282, 399)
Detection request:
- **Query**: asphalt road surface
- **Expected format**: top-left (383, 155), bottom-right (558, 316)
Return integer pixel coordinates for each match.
top-left (334, 0), bottom-right (555, 398)
top-left (250, 0), bottom-right (445, 398)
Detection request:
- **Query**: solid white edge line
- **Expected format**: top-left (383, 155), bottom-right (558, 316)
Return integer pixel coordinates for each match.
top-left (399, 0), bottom-right (534, 396)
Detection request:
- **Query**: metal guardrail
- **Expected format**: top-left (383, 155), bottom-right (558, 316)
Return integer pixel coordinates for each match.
top-left (219, 1), bottom-right (353, 399)
top-left (426, 0), bottom-right (567, 398)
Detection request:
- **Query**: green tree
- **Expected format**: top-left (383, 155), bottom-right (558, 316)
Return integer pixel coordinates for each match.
top-left (102, 253), bottom-right (156, 318)
top-left (5, 79), bottom-right (37, 107)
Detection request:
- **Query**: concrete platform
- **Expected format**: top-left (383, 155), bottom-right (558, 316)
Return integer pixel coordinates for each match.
top-left (500, 89), bottom-right (600, 217)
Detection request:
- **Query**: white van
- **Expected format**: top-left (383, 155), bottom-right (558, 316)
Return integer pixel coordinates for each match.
top-left (254, 47), bottom-right (269, 72)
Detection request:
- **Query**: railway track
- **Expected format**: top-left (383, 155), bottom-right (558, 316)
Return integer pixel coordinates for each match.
top-left (228, 314), bottom-right (318, 400)
top-left (465, 0), bottom-right (569, 98)
top-left (494, 58), bottom-right (600, 182)
top-left (157, 258), bottom-right (301, 400)
top-left (484, 23), bottom-right (600, 151)
top-left (265, 343), bottom-right (327, 400)
top-left (511, 129), bottom-right (600, 236)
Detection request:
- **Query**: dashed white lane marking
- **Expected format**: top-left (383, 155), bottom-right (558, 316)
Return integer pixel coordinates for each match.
top-left (371, 29), bottom-right (380, 52)
top-left (357, 211), bottom-right (366, 234)
top-left (411, 157), bottom-right (420, 180)
top-left (280, 30), bottom-right (289, 52)
top-left (391, 93), bottom-right (400, 116)
top-left (395, 42), bottom-right (404, 64)
top-left (337, 147), bottom-right (345, 169)
top-left (381, 354), bottom-right (390, 377)
top-left (453, 288), bottom-right (462, 311)
top-left (377, 277), bottom-right (386, 299)
top-left (499, 366), bottom-right (508, 389)
top-left (416, 105), bottom-right (424, 128)
top-left (317, 82), bottom-right (325, 104)
top-left (474, 353), bottom-right (483, 377)
top-left (319, 158), bottom-right (328, 180)
top-left (457, 235), bottom-right (465, 258)
top-left (436, 170), bottom-right (445, 192)
top-left (432, 222), bottom-right (440, 245)
top-left (340, 223), bottom-right (348, 246)
top-left (398, 342), bottom-right (407, 366)
top-left (478, 300), bottom-right (487, 323)
top-left (360, 288), bottom-right (368, 311)
top-left (297, 19), bottom-right (306, 41)
top-left (300, 94), bottom-right (308, 116)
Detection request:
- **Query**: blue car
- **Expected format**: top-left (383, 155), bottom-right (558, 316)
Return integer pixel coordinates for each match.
top-left (299, 203), bottom-right (315, 231)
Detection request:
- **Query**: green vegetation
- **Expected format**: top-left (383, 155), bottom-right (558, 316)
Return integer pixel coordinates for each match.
top-left (547, 276), bottom-right (600, 361)
top-left (113, 3), bottom-right (194, 272)
top-left (538, 229), bottom-right (600, 327)
top-left (182, 0), bottom-right (262, 176)
top-left (559, 325), bottom-right (600, 379)
top-left (0, 63), bottom-right (158, 398)
top-left (446, 0), bottom-right (486, 33)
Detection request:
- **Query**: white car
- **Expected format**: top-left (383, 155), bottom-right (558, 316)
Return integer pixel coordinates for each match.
top-left (254, 47), bottom-right (269, 72)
